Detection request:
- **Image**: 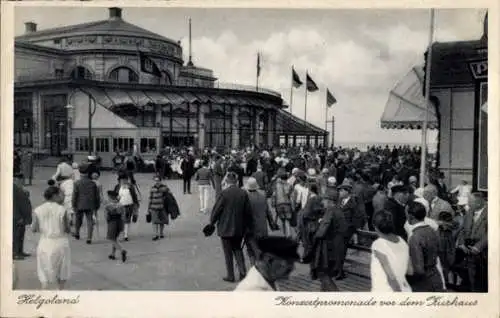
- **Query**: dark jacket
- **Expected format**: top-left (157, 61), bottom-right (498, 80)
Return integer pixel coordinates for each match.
top-left (181, 156), bottom-right (195, 178)
top-left (246, 189), bottom-right (273, 238)
top-left (210, 185), bottom-right (252, 238)
top-left (407, 224), bottom-right (444, 292)
top-left (13, 183), bottom-right (32, 226)
top-left (251, 170), bottom-right (268, 190)
top-left (72, 176), bottom-right (100, 211)
top-left (384, 198), bottom-right (408, 241)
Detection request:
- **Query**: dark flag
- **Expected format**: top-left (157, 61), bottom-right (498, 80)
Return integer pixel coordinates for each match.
top-left (139, 51), bottom-right (162, 77)
top-left (306, 73), bottom-right (319, 92)
top-left (292, 67), bottom-right (302, 88)
top-left (326, 89), bottom-right (337, 107)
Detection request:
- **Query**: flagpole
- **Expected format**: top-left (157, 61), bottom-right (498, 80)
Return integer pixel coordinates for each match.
top-left (256, 52), bottom-right (259, 91)
top-left (289, 66), bottom-right (294, 114)
top-left (419, 8), bottom-right (435, 189)
top-left (304, 71), bottom-right (308, 121)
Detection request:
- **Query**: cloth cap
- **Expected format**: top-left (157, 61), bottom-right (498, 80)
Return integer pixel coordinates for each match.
top-left (307, 168), bottom-right (317, 177)
top-left (257, 236), bottom-right (300, 261)
top-left (246, 177), bottom-right (259, 191)
top-left (327, 176), bottom-right (337, 185)
top-left (321, 168), bottom-right (329, 174)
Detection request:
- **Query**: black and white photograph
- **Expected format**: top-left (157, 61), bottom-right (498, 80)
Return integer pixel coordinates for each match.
top-left (3, 1), bottom-right (496, 310)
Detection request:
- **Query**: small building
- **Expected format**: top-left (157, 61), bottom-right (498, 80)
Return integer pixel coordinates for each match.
top-left (14, 7), bottom-right (327, 167)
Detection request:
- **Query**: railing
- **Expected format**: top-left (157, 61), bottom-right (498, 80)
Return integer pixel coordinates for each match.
top-left (214, 82), bottom-right (282, 98)
top-left (179, 66), bottom-right (214, 78)
top-left (15, 74), bottom-right (283, 98)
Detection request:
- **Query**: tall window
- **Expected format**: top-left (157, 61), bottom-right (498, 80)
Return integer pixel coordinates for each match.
top-left (113, 137), bottom-right (135, 152)
top-left (75, 137), bottom-right (90, 152)
top-left (71, 66), bottom-right (93, 80)
top-left (109, 67), bottom-right (139, 83)
top-left (95, 138), bottom-right (110, 153)
top-left (140, 138), bottom-right (157, 153)
top-left (14, 93), bottom-right (33, 147)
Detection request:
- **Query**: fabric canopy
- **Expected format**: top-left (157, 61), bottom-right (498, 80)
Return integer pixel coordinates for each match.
top-left (381, 66), bottom-right (438, 130)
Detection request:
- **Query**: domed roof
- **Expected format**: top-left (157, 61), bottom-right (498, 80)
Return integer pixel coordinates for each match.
top-left (16, 7), bottom-right (179, 47)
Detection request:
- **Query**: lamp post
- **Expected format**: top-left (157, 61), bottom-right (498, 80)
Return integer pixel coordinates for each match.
top-left (65, 104), bottom-right (74, 157)
top-left (58, 121), bottom-right (64, 156)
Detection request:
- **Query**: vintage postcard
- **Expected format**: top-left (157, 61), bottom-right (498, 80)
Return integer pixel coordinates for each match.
top-left (1, 0), bottom-right (498, 317)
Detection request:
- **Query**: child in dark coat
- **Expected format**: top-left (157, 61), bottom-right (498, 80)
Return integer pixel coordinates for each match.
top-left (105, 190), bottom-right (127, 262)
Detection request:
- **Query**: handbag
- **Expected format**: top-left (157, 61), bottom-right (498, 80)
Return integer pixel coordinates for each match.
top-left (146, 213), bottom-right (152, 223)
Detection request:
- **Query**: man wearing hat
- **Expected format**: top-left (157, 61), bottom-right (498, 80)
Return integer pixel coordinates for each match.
top-left (235, 236), bottom-right (299, 291)
top-left (383, 184), bottom-right (410, 241)
top-left (207, 172), bottom-right (253, 282)
top-left (72, 163), bottom-right (101, 244)
top-left (244, 177), bottom-right (278, 265)
top-left (337, 183), bottom-right (357, 279)
top-left (13, 173), bottom-right (32, 260)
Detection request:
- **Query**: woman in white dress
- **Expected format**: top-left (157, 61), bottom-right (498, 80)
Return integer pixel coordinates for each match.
top-left (370, 210), bottom-right (412, 292)
top-left (32, 186), bottom-right (71, 290)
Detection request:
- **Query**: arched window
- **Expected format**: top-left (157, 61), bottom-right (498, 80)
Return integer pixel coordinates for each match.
top-left (160, 71), bottom-right (172, 85)
top-left (109, 67), bottom-right (139, 83)
top-left (71, 66), bottom-right (93, 80)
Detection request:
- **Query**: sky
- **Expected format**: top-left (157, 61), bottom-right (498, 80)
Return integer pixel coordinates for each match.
top-left (14, 6), bottom-right (487, 144)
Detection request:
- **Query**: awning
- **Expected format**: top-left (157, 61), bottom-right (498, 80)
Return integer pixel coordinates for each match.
top-left (104, 89), bottom-right (135, 107)
top-left (276, 108), bottom-right (327, 134)
top-left (144, 91), bottom-right (171, 105)
top-left (381, 66), bottom-right (438, 130)
top-left (163, 92), bottom-right (186, 105)
top-left (127, 91), bottom-right (151, 107)
top-left (82, 88), bottom-right (114, 109)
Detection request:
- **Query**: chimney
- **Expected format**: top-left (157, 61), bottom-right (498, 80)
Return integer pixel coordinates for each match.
top-left (109, 7), bottom-right (122, 20)
top-left (24, 22), bottom-right (37, 33)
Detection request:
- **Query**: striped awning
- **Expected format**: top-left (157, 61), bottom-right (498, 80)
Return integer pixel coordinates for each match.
top-left (381, 66), bottom-right (438, 130)
top-left (144, 91), bottom-right (171, 105)
top-left (127, 91), bottom-right (151, 107)
top-left (275, 108), bottom-right (327, 134)
top-left (163, 92), bottom-right (186, 105)
top-left (105, 89), bottom-right (135, 106)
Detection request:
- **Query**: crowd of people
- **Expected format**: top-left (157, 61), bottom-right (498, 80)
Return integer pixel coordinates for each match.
top-left (12, 144), bottom-right (487, 293)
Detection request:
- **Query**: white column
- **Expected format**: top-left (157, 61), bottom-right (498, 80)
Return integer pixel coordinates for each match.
top-left (231, 106), bottom-right (239, 149)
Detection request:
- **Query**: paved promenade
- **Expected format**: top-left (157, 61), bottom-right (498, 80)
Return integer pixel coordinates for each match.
top-left (14, 167), bottom-right (370, 291)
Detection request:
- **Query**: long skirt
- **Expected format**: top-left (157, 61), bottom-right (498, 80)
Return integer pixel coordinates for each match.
top-left (37, 237), bottom-right (71, 285)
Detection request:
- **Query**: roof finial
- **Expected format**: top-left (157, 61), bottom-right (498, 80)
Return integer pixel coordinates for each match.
top-left (187, 17), bottom-right (193, 66)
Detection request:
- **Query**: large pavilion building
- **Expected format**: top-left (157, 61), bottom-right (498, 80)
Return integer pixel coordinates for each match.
top-left (14, 7), bottom-right (327, 167)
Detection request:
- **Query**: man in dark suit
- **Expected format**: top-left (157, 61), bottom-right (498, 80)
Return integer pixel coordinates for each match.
top-left (13, 173), bottom-right (32, 260)
top-left (383, 185), bottom-right (409, 241)
top-left (337, 184), bottom-right (358, 280)
top-left (181, 152), bottom-right (195, 194)
top-left (209, 172), bottom-right (253, 282)
top-left (457, 192), bottom-right (488, 292)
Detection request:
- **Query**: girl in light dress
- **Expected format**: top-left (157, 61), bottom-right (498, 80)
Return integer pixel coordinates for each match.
top-left (370, 210), bottom-right (412, 292)
top-left (32, 185), bottom-right (71, 290)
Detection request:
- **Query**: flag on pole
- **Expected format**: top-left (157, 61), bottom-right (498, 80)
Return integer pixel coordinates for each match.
top-left (139, 51), bottom-right (162, 77)
top-left (257, 52), bottom-right (261, 77)
top-left (306, 73), bottom-right (319, 92)
top-left (326, 89), bottom-right (337, 107)
top-left (292, 67), bottom-right (302, 88)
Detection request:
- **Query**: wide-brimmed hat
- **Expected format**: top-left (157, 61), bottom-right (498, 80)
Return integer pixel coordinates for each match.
top-left (391, 185), bottom-right (409, 194)
top-left (246, 177), bottom-right (259, 191)
top-left (257, 236), bottom-right (300, 261)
